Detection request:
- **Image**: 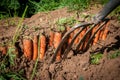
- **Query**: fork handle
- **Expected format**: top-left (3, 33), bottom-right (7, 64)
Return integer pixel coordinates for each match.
top-left (93, 0), bottom-right (120, 24)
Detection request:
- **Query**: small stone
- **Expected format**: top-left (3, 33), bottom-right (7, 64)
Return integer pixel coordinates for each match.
top-left (67, 50), bottom-right (74, 59)
top-left (83, 67), bottom-right (87, 71)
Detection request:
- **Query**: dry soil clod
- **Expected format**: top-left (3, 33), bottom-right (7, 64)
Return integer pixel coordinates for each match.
top-left (0, 46), bottom-right (7, 54)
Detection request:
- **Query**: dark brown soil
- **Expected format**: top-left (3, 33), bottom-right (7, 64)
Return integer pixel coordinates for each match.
top-left (0, 7), bottom-right (120, 80)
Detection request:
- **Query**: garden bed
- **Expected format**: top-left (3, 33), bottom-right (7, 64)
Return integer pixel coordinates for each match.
top-left (0, 7), bottom-right (120, 80)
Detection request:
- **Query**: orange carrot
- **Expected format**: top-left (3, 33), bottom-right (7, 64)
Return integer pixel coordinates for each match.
top-left (92, 24), bottom-right (99, 45)
top-left (83, 27), bottom-right (91, 50)
top-left (49, 30), bottom-right (55, 47)
top-left (33, 35), bottom-right (38, 60)
top-left (79, 28), bottom-right (86, 50)
top-left (67, 27), bottom-right (74, 45)
top-left (0, 46), bottom-right (7, 54)
top-left (54, 32), bottom-right (62, 61)
top-left (40, 34), bottom-right (46, 60)
top-left (102, 21), bottom-right (110, 40)
top-left (93, 30), bottom-right (101, 45)
top-left (23, 39), bottom-right (33, 60)
top-left (99, 28), bottom-right (104, 40)
top-left (74, 28), bottom-right (79, 45)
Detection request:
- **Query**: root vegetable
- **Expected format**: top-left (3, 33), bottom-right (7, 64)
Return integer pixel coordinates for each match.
top-left (93, 30), bottom-right (101, 45)
top-left (67, 27), bottom-right (74, 45)
top-left (23, 39), bottom-right (33, 60)
top-left (40, 34), bottom-right (46, 60)
top-left (102, 21), bottom-right (110, 40)
top-left (79, 28), bottom-right (87, 50)
top-left (49, 30), bottom-right (54, 47)
top-left (33, 35), bottom-right (38, 60)
top-left (54, 32), bottom-right (62, 61)
top-left (83, 27), bottom-right (91, 50)
top-left (92, 24), bottom-right (99, 45)
top-left (74, 28), bottom-right (79, 45)
top-left (99, 28), bottom-right (104, 40)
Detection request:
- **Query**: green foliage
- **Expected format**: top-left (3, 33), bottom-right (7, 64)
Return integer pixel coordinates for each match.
top-left (90, 53), bottom-right (103, 65)
top-left (1, 0), bottom-right (116, 19)
top-left (0, 71), bottom-right (26, 80)
top-left (108, 50), bottom-right (120, 59)
top-left (95, 0), bottom-right (109, 5)
top-left (13, 6), bottom-right (28, 45)
top-left (0, 47), bottom-right (26, 80)
top-left (0, 0), bottom-right (91, 19)
top-left (7, 47), bottom-right (16, 65)
top-left (67, 0), bottom-right (90, 11)
top-left (110, 6), bottom-right (120, 20)
top-left (0, 0), bottom-right (20, 18)
top-left (29, 0), bottom-right (91, 13)
top-left (56, 17), bottom-right (77, 27)
top-left (55, 17), bottom-right (77, 31)
top-left (0, 7), bottom-right (28, 80)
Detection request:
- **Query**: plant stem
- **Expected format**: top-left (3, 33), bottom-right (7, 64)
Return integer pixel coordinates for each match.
top-left (30, 35), bottom-right (40, 80)
top-left (12, 6), bottom-right (28, 45)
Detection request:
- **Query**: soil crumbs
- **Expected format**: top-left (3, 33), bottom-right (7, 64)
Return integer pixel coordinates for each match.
top-left (0, 7), bottom-right (120, 80)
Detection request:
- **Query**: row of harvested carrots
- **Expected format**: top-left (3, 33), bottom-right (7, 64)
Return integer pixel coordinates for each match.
top-left (66, 21), bottom-right (109, 50)
top-left (23, 32), bottom-right (62, 61)
top-left (0, 21), bottom-right (110, 60)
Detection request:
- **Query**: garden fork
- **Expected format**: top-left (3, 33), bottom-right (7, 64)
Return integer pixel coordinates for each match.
top-left (50, 0), bottom-right (120, 64)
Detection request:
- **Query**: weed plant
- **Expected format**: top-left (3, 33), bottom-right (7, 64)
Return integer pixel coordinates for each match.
top-left (0, 0), bottom-right (119, 19)
top-left (90, 53), bottom-right (103, 65)
top-left (108, 50), bottom-right (120, 59)
top-left (0, 6), bottom-right (28, 80)
top-left (55, 17), bottom-right (77, 31)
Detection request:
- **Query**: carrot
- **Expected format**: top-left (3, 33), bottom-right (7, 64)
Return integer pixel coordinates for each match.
top-left (0, 46), bottom-right (7, 54)
top-left (23, 38), bottom-right (33, 60)
top-left (99, 28), bottom-right (104, 40)
top-left (83, 27), bottom-right (91, 50)
top-left (93, 30), bottom-right (101, 45)
top-left (92, 24), bottom-right (98, 45)
top-left (79, 28), bottom-right (86, 50)
top-left (33, 35), bottom-right (38, 60)
top-left (102, 21), bottom-right (110, 40)
top-left (49, 30), bottom-right (55, 47)
top-left (67, 27), bottom-right (74, 45)
top-left (54, 32), bottom-right (62, 61)
top-left (74, 28), bottom-right (79, 45)
top-left (40, 34), bottom-right (46, 60)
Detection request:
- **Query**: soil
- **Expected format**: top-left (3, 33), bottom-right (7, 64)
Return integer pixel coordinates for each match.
top-left (0, 7), bottom-right (120, 80)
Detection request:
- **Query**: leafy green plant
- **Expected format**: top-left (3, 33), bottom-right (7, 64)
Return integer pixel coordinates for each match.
top-left (13, 6), bottom-right (28, 45)
top-left (0, 0), bottom-right (20, 18)
top-left (55, 17), bottom-right (77, 31)
top-left (108, 50), bottom-right (120, 59)
top-left (28, 0), bottom-right (91, 14)
top-left (0, 6), bottom-right (28, 80)
top-left (110, 6), bottom-right (120, 21)
top-left (67, 0), bottom-right (90, 11)
top-left (90, 53), bottom-right (103, 65)
top-left (0, 70), bottom-right (26, 80)
top-left (95, 0), bottom-right (109, 5)
top-left (0, 47), bottom-right (26, 80)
